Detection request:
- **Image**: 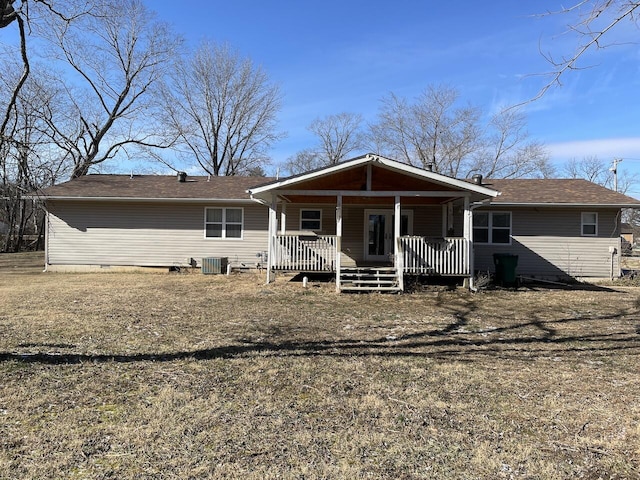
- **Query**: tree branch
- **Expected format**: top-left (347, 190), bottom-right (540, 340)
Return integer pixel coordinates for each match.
top-left (0, 13), bottom-right (29, 145)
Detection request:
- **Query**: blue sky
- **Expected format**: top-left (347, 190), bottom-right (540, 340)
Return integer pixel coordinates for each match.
top-left (78, 2), bottom-right (640, 195)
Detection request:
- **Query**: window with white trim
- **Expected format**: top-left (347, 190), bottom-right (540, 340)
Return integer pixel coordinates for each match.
top-left (473, 211), bottom-right (511, 244)
top-left (581, 212), bottom-right (598, 236)
top-left (205, 207), bottom-right (243, 239)
top-left (300, 209), bottom-right (322, 231)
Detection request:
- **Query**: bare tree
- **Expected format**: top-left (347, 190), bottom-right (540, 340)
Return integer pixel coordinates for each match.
top-left (0, 0), bottom-right (178, 251)
top-left (368, 86), bottom-right (484, 177)
top-left (1, 1), bottom-right (31, 157)
top-left (0, 59), bottom-right (68, 251)
top-left (160, 41), bottom-right (283, 176)
top-left (563, 155), bottom-right (610, 184)
top-left (39, 0), bottom-right (179, 178)
top-left (284, 112), bottom-right (364, 175)
top-left (563, 155), bottom-right (637, 194)
top-left (308, 112), bottom-right (364, 165)
top-left (534, 1), bottom-right (640, 101)
top-left (0, 1), bottom-right (91, 156)
top-left (368, 85), bottom-right (548, 179)
top-left (474, 108), bottom-right (552, 179)
top-left (282, 149), bottom-right (324, 176)
top-left (0, 0), bottom-right (87, 251)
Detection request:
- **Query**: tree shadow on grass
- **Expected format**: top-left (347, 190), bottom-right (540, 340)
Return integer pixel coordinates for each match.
top-left (1, 305), bottom-right (639, 365)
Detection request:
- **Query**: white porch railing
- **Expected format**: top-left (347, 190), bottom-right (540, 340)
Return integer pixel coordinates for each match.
top-left (398, 236), bottom-right (470, 276)
top-left (273, 234), bottom-right (338, 271)
top-left (271, 234), bottom-right (469, 277)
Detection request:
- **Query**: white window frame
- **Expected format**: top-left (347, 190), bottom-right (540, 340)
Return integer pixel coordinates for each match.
top-left (204, 207), bottom-right (244, 240)
top-left (473, 211), bottom-right (512, 245)
top-left (300, 208), bottom-right (322, 231)
top-left (581, 212), bottom-right (598, 237)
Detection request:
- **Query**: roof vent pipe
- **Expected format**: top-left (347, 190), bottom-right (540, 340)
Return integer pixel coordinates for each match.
top-left (426, 163), bottom-right (434, 172)
top-left (472, 174), bottom-right (483, 185)
top-left (177, 171), bottom-right (187, 183)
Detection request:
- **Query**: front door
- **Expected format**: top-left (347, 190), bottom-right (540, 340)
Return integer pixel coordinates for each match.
top-left (364, 209), bottom-right (413, 262)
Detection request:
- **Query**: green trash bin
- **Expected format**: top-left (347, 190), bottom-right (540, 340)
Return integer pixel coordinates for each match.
top-left (493, 253), bottom-right (518, 287)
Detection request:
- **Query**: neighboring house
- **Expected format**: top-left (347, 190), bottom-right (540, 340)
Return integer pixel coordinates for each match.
top-left (620, 222), bottom-right (635, 255)
top-left (621, 222), bottom-right (634, 245)
top-left (38, 154), bottom-right (640, 291)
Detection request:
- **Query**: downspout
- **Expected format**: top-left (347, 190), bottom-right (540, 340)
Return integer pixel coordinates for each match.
top-left (609, 245), bottom-right (617, 281)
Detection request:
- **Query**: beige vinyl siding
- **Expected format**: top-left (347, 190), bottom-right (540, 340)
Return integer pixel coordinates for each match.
top-left (281, 204), bottom-right (337, 235)
top-left (46, 200), bottom-right (269, 268)
top-left (474, 207), bottom-right (621, 279)
top-left (342, 206), bottom-right (364, 266)
top-left (412, 206), bottom-right (443, 237)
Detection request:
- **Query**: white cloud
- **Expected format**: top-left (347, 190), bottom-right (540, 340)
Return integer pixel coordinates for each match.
top-left (546, 137), bottom-right (640, 161)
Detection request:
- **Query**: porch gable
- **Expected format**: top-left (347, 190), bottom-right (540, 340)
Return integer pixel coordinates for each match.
top-left (248, 154), bottom-right (499, 204)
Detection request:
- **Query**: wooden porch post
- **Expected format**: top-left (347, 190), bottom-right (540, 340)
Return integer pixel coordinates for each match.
top-left (441, 204), bottom-right (447, 237)
top-left (394, 195), bottom-right (404, 291)
top-left (335, 194), bottom-right (342, 292)
top-left (462, 195), bottom-right (474, 289)
top-left (266, 194), bottom-right (277, 284)
top-left (280, 202), bottom-right (287, 234)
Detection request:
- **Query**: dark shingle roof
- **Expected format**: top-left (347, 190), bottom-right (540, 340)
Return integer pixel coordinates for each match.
top-left (39, 174), bottom-right (274, 200)
top-left (38, 174), bottom-right (640, 207)
top-left (482, 178), bottom-right (640, 206)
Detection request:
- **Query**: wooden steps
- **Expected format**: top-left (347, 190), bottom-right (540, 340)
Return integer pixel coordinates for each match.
top-left (339, 266), bottom-right (401, 293)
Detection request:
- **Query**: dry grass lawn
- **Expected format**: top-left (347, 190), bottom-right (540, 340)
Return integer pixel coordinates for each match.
top-left (1, 252), bottom-right (639, 479)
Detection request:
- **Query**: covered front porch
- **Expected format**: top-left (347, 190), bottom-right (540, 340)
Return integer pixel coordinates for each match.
top-left (269, 203), bottom-right (472, 292)
top-left (249, 155), bottom-right (497, 292)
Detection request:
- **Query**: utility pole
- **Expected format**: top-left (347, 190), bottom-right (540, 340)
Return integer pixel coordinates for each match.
top-left (610, 158), bottom-right (623, 192)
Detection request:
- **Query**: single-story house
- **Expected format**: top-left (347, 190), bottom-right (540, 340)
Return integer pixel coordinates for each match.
top-left (38, 154), bottom-right (640, 291)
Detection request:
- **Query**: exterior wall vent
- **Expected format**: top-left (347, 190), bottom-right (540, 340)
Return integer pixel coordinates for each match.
top-left (202, 257), bottom-right (228, 274)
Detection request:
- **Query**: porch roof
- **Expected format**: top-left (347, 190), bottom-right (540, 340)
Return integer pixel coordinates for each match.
top-left (248, 154), bottom-right (499, 203)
